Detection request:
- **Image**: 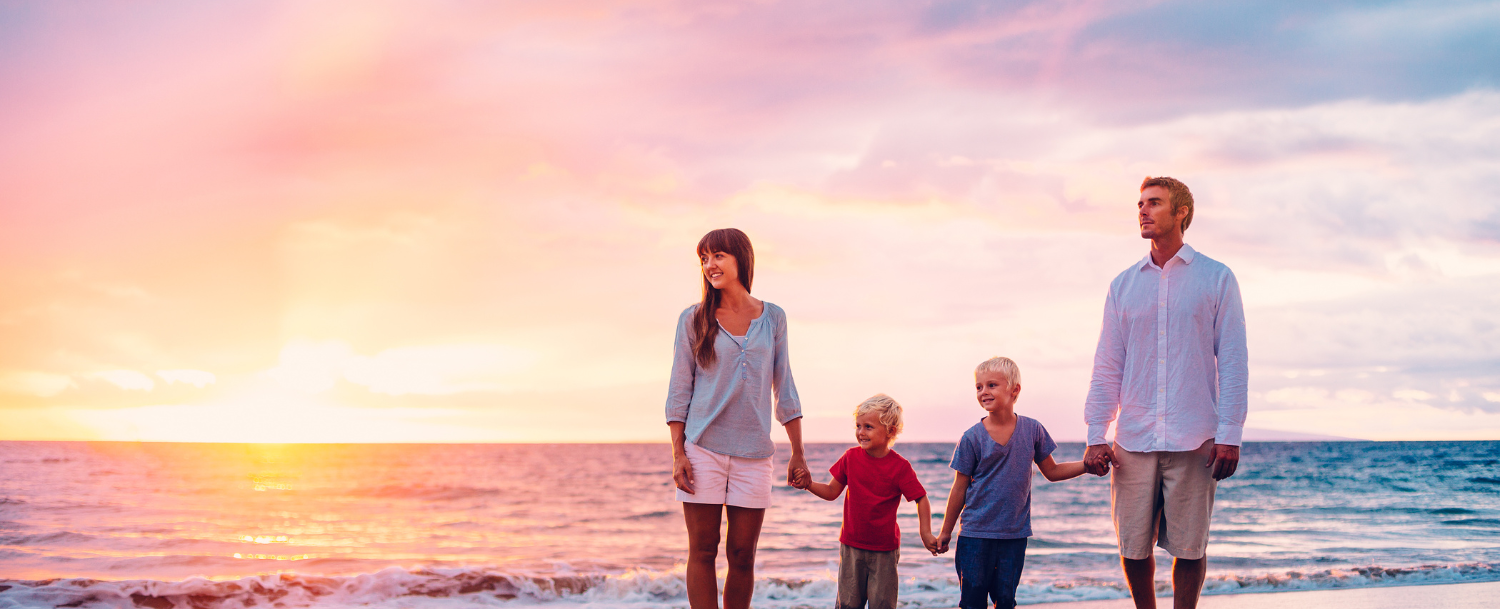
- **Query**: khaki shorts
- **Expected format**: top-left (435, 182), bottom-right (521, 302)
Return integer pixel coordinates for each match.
top-left (1110, 439), bottom-right (1217, 560)
top-left (838, 544), bottom-right (899, 609)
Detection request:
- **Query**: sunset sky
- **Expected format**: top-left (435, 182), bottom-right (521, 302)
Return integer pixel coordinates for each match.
top-left (3, 0), bottom-right (1499, 443)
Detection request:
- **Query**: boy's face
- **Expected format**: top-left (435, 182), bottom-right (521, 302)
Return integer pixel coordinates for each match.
top-left (854, 411), bottom-right (892, 451)
top-left (975, 370), bottom-right (1020, 412)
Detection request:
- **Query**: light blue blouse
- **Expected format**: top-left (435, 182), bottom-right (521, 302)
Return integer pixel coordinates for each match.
top-left (665, 302), bottom-right (802, 459)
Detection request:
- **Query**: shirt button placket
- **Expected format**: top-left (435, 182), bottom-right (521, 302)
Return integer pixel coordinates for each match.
top-left (1157, 263), bottom-right (1170, 451)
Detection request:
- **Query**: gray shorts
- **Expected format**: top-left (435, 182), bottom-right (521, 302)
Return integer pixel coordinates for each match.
top-left (838, 544), bottom-right (899, 609)
top-left (1110, 439), bottom-right (1217, 560)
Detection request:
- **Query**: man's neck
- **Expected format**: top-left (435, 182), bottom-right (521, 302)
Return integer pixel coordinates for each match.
top-left (1149, 234), bottom-right (1184, 268)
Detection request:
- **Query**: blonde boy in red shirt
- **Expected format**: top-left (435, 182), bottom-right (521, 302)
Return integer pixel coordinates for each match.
top-left (793, 394), bottom-right (939, 609)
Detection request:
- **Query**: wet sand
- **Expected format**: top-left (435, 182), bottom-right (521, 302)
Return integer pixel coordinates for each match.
top-left (1025, 580), bottom-right (1500, 608)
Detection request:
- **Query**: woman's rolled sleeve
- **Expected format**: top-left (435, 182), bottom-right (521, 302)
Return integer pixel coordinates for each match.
top-left (771, 310), bottom-right (802, 424)
top-left (664, 307), bottom-right (696, 424)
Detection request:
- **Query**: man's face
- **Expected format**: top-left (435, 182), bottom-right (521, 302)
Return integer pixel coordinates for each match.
top-left (1138, 185), bottom-right (1184, 239)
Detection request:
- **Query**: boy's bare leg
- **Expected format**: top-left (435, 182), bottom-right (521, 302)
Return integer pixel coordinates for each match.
top-left (1122, 556), bottom-right (1157, 609)
top-left (1171, 557), bottom-right (1206, 609)
top-left (683, 503), bottom-right (724, 609)
top-left (723, 506), bottom-right (766, 609)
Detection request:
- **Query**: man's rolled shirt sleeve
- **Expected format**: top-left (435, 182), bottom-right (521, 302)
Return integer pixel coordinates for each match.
top-left (1084, 289), bottom-right (1126, 446)
top-left (1213, 270), bottom-right (1249, 446)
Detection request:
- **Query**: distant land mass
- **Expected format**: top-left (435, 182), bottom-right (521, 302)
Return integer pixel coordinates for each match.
top-left (1240, 427), bottom-right (1368, 442)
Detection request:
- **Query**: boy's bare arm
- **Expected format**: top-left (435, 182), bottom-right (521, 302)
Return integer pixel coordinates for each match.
top-left (935, 472), bottom-right (970, 553)
top-left (1037, 455), bottom-right (1085, 481)
top-left (915, 495), bottom-right (938, 554)
top-left (803, 477), bottom-right (846, 501)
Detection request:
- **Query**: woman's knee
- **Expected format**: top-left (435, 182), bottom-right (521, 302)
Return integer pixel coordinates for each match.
top-left (724, 540), bottom-right (757, 569)
top-left (687, 543), bottom-right (719, 565)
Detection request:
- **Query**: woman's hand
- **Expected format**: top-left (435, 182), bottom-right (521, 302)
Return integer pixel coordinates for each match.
top-left (786, 453), bottom-right (809, 488)
top-left (673, 451), bottom-right (695, 494)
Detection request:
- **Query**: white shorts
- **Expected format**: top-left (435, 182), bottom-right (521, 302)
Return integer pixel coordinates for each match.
top-left (675, 442), bottom-right (774, 509)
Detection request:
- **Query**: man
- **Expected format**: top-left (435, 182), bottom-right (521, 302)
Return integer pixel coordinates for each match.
top-left (1083, 176), bottom-right (1247, 609)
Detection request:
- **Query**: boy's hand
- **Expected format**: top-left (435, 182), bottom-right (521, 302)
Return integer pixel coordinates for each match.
top-left (935, 531), bottom-right (952, 554)
top-left (1084, 444), bottom-right (1116, 476)
top-left (921, 533), bottom-right (937, 555)
top-left (787, 455), bottom-right (809, 488)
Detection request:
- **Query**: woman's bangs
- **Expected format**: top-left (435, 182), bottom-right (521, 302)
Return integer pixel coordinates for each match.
top-left (696, 230), bottom-right (735, 259)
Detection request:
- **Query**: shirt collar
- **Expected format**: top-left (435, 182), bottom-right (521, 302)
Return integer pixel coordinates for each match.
top-left (1137, 243), bottom-right (1197, 271)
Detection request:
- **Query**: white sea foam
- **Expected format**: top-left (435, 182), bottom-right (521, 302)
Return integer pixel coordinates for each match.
top-left (2, 562), bottom-right (1498, 609)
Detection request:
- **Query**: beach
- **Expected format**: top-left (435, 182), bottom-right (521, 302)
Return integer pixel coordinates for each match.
top-left (1030, 580), bottom-right (1500, 608)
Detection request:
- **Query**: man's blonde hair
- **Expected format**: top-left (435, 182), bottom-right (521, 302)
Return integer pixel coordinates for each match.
top-left (854, 393), bottom-right (904, 439)
top-left (975, 356), bottom-right (1022, 387)
top-left (1141, 176), bottom-right (1195, 232)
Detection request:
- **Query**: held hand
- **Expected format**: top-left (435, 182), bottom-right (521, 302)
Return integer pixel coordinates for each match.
top-left (672, 452), bottom-right (695, 494)
top-left (921, 531), bottom-right (940, 555)
top-left (935, 532), bottom-right (952, 555)
top-left (1084, 444), bottom-right (1117, 476)
top-left (787, 454), bottom-right (810, 488)
top-left (1206, 443), bottom-right (1240, 480)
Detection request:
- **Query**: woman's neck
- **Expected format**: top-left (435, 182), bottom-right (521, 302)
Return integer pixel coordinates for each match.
top-left (717, 284), bottom-right (757, 311)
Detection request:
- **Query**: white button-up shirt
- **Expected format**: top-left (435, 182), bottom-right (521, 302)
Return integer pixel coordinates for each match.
top-left (1084, 244), bottom-right (1248, 452)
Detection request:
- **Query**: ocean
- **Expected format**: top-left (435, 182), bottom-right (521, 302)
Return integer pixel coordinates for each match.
top-left (1, 441), bottom-right (1498, 608)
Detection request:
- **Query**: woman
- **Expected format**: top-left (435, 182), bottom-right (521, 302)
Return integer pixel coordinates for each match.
top-left (665, 228), bottom-right (808, 609)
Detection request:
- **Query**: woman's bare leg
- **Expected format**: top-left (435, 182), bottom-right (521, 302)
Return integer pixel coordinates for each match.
top-left (683, 503), bottom-right (724, 609)
top-left (722, 506), bottom-right (766, 609)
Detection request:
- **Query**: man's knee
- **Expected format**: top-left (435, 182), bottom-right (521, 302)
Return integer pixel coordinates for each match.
top-left (1121, 555), bottom-right (1155, 574)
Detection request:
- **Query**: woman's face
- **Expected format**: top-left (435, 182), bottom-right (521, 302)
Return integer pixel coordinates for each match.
top-left (701, 250), bottom-right (740, 291)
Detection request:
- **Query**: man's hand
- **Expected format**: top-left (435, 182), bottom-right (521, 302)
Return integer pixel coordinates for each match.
top-left (934, 531), bottom-right (952, 554)
top-left (673, 451), bottom-right (695, 494)
top-left (1206, 443), bottom-right (1239, 480)
top-left (1084, 444), bottom-right (1117, 476)
top-left (787, 454), bottom-right (809, 488)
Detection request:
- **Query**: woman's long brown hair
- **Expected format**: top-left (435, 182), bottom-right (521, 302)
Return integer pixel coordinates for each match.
top-left (692, 228), bottom-right (755, 368)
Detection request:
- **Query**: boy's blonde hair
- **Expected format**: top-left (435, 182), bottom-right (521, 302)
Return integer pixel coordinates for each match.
top-left (854, 393), bottom-right (904, 439)
top-left (975, 356), bottom-right (1022, 387)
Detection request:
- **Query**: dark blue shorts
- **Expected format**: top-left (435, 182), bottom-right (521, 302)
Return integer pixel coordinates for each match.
top-left (955, 536), bottom-right (1027, 609)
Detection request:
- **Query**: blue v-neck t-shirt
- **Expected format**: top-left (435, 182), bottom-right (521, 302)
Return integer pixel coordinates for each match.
top-left (948, 415), bottom-right (1057, 539)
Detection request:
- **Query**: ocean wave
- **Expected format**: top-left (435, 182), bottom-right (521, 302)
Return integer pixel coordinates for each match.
top-left (0, 531), bottom-right (96, 547)
top-left (346, 485), bottom-right (504, 501)
top-left (2, 562), bottom-right (1498, 608)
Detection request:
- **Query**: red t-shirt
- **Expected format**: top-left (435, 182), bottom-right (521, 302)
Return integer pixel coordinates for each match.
top-left (830, 447), bottom-right (927, 552)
